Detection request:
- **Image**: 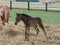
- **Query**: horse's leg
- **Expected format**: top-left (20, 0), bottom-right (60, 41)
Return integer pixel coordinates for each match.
top-left (4, 22), bottom-right (8, 27)
top-left (1, 16), bottom-right (5, 25)
top-left (4, 11), bottom-right (9, 27)
top-left (27, 27), bottom-right (30, 40)
top-left (35, 26), bottom-right (39, 36)
top-left (25, 26), bottom-right (27, 39)
top-left (25, 26), bottom-right (29, 40)
top-left (38, 21), bottom-right (48, 39)
top-left (1, 15), bottom-right (7, 26)
top-left (25, 25), bottom-right (30, 41)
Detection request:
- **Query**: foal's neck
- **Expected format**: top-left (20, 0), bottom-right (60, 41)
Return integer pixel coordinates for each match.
top-left (21, 16), bottom-right (28, 24)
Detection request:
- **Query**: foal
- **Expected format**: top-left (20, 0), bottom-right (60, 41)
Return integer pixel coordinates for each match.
top-left (15, 13), bottom-right (47, 40)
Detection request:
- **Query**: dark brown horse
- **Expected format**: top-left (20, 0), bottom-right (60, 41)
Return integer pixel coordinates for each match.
top-left (0, 5), bottom-right (9, 26)
top-left (15, 13), bottom-right (47, 40)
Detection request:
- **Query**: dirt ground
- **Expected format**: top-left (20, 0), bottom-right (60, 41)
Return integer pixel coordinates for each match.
top-left (0, 21), bottom-right (60, 45)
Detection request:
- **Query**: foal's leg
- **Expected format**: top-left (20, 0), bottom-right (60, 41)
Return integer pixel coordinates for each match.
top-left (25, 27), bottom-right (28, 39)
top-left (35, 26), bottom-right (39, 36)
top-left (27, 27), bottom-right (30, 40)
top-left (25, 26), bottom-right (30, 40)
top-left (38, 22), bottom-right (48, 39)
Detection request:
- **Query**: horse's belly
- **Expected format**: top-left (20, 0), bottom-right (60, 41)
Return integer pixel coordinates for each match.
top-left (29, 21), bottom-right (37, 27)
top-left (30, 24), bottom-right (37, 27)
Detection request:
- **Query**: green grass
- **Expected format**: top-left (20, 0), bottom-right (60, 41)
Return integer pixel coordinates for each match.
top-left (10, 9), bottom-right (60, 25)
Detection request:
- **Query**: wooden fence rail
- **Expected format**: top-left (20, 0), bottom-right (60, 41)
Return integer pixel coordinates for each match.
top-left (0, 1), bottom-right (60, 11)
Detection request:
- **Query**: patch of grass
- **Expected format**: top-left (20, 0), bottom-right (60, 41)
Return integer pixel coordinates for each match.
top-left (10, 9), bottom-right (60, 25)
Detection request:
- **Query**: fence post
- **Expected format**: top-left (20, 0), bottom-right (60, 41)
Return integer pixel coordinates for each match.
top-left (28, 0), bottom-right (30, 11)
top-left (10, 1), bottom-right (12, 10)
top-left (46, 3), bottom-right (48, 11)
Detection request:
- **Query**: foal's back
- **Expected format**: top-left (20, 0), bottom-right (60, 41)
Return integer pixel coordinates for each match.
top-left (22, 14), bottom-right (41, 27)
top-left (21, 14), bottom-right (31, 18)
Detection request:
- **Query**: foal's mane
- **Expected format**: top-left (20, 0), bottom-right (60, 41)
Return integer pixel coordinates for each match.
top-left (21, 14), bottom-right (31, 17)
top-left (20, 14), bottom-right (31, 18)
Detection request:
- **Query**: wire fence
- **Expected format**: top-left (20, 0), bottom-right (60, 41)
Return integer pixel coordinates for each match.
top-left (0, 1), bottom-right (60, 11)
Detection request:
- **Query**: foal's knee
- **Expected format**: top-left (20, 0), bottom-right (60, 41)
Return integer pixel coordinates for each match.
top-left (35, 26), bottom-right (39, 36)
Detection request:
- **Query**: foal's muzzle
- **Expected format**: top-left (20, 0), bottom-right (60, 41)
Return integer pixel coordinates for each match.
top-left (15, 23), bottom-right (17, 25)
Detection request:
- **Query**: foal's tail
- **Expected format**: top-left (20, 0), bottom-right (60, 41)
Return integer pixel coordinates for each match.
top-left (37, 18), bottom-right (47, 39)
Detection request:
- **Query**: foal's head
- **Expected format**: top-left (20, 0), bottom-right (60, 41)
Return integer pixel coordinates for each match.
top-left (15, 13), bottom-right (22, 25)
top-left (15, 13), bottom-right (31, 25)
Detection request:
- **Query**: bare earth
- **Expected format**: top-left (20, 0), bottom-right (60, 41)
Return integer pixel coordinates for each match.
top-left (0, 21), bottom-right (60, 45)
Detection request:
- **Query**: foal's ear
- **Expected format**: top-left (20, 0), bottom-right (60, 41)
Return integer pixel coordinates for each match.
top-left (16, 13), bottom-right (17, 15)
top-left (16, 13), bottom-right (18, 16)
top-left (16, 13), bottom-right (18, 17)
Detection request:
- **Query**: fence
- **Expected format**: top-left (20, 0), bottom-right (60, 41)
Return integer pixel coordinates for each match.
top-left (0, 1), bottom-right (60, 11)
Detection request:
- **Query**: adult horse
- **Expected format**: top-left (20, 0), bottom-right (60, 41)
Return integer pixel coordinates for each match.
top-left (0, 5), bottom-right (9, 26)
top-left (15, 13), bottom-right (47, 40)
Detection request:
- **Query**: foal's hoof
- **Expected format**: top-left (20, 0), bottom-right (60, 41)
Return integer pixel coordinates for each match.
top-left (24, 38), bottom-right (29, 41)
top-left (35, 34), bottom-right (38, 36)
top-left (35, 35), bottom-right (38, 36)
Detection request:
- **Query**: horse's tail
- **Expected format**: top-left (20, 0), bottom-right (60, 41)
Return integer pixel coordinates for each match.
top-left (37, 18), bottom-right (47, 39)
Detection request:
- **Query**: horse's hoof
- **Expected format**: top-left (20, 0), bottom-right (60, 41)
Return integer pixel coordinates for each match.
top-left (24, 38), bottom-right (29, 41)
top-left (35, 34), bottom-right (38, 36)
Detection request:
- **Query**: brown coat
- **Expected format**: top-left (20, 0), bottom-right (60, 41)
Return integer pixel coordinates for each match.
top-left (0, 5), bottom-right (9, 26)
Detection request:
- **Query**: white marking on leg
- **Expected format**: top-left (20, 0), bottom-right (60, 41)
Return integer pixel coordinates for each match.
top-left (0, 9), bottom-right (3, 16)
top-left (0, 11), bottom-right (2, 16)
top-left (5, 23), bottom-right (8, 27)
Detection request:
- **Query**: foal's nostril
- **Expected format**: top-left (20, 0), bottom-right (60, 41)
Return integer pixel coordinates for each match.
top-left (15, 23), bottom-right (17, 25)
